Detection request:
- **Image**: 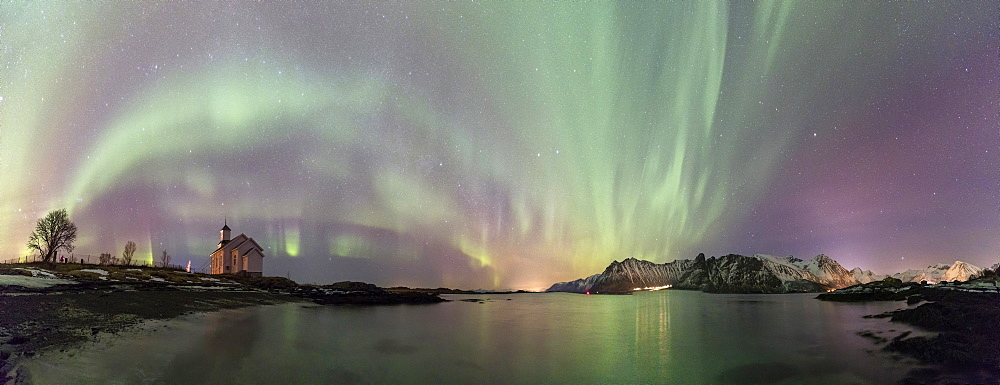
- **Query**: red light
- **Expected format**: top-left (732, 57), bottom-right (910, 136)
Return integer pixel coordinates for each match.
top-left (585, 291), bottom-right (590, 295)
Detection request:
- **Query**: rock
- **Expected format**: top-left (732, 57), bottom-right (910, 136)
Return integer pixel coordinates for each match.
top-left (816, 277), bottom-right (916, 302)
top-left (13, 366), bottom-right (32, 385)
top-left (7, 335), bottom-right (28, 345)
top-left (856, 330), bottom-right (887, 344)
top-left (882, 290), bottom-right (1000, 381)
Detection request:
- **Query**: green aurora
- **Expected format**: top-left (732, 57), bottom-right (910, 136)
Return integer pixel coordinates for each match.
top-left (1, 2), bottom-right (997, 289)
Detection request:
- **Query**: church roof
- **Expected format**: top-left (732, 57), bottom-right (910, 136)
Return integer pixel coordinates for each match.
top-left (222, 224), bottom-right (231, 231)
top-left (212, 233), bottom-right (264, 256)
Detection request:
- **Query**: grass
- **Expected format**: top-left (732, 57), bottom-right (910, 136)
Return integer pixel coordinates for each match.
top-left (3, 262), bottom-right (313, 293)
top-left (0, 262), bottom-right (222, 286)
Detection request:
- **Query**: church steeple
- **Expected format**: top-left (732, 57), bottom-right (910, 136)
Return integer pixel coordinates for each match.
top-left (220, 218), bottom-right (231, 245)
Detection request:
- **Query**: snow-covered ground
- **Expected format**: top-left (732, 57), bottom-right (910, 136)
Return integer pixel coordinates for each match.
top-left (0, 275), bottom-right (76, 288)
top-left (16, 268), bottom-right (59, 278)
top-left (78, 269), bottom-right (109, 276)
top-left (934, 281), bottom-right (1000, 293)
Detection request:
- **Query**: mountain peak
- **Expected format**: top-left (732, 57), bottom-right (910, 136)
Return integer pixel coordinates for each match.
top-left (850, 267), bottom-right (885, 284)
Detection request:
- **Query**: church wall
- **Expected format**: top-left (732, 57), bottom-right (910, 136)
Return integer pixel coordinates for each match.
top-left (246, 249), bottom-right (264, 273)
top-left (210, 249), bottom-right (224, 274)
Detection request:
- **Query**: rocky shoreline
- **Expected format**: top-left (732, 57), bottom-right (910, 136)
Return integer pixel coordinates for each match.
top-left (0, 263), bottom-right (446, 384)
top-left (818, 277), bottom-right (1000, 384)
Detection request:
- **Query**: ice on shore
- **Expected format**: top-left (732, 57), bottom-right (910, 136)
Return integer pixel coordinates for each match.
top-left (0, 275), bottom-right (76, 288)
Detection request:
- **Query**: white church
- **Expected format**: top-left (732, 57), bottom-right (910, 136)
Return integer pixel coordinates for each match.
top-left (210, 222), bottom-right (265, 277)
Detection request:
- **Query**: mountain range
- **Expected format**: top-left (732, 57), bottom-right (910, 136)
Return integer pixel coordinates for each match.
top-left (547, 254), bottom-right (993, 294)
top-left (891, 261), bottom-right (983, 284)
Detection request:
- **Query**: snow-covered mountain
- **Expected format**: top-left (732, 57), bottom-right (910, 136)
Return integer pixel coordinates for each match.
top-left (546, 274), bottom-right (601, 293)
top-left (893, 263), bottom-right (951, 283)
top-left (850, 267), bottom-right (886, 284)
top-left (547, 254), bottom-right (861, 294)
top-left (941, 261), bottom-right (983, 282)
top-left (547, 256), bottom-right (991, 294)
top-left (892, 261), bottom-right (983, 284)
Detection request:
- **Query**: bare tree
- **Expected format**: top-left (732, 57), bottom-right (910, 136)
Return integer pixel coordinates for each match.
top-left (160, 250), bottom-right (171, 268)
top-left (99, 253), bottom-right (113, 265)
top-left (26, 209), bottom-right (78, 264)
top-left (122, 241), bottom-right (137, 266)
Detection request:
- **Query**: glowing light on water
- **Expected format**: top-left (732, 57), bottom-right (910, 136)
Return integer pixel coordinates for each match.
top-left (633, 285), bottom-right (672, 291)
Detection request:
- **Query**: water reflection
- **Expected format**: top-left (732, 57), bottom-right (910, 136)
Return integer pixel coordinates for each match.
top-left (25, 292), bottom-right (921, 384)
top-left (156, 309), bottom-right (263, 384)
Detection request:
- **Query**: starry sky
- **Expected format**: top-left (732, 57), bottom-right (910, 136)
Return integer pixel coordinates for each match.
top-left (1, 2), bottom-right (998, 290)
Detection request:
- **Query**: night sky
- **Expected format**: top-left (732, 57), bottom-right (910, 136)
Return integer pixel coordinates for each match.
top-left (1, 2), bottom-right (998, 290)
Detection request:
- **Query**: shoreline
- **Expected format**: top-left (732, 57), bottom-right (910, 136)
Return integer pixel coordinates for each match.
top-left (818, 278), bottom-right (1000, 384)
top-left (1, 288), bottom-right (299, 384)
top-left (0, 263), bottom-right (447, 385)
top-left (12, 302), bottom-right (304, 385)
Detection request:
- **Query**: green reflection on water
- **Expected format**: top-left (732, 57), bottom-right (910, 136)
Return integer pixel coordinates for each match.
top-left (24, 292), bottom-right (921, 384)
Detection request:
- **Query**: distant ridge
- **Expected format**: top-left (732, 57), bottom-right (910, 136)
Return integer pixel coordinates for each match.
top-left (851, 267), bottom-right (886, 284)
top-left (547, 253), bottom-right (862, 294)
top-left (892, 261), bottom-right (983, 284)
top-left (548, 256), bottom-right (992, 294)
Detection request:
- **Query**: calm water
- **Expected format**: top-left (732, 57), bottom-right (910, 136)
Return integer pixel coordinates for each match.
top-left (25, 291), bottom-right (923, 384)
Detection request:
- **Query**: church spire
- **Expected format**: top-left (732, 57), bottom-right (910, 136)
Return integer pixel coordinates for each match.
top-left (220, 218), bottom-right (231, 243)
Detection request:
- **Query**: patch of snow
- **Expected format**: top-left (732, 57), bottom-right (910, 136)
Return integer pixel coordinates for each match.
top-left (15, 268), bottom-right (58, 278)
top-left (150, 277), bottom-right (166, 282)
top-left (201, 277), bottom-right (220, 282)
top-left (0, 275), bottom-right (76, 288)
top-left (79, 269), bottom-right (109, 276)
top-left (175, 285), bottom-right (230, 290)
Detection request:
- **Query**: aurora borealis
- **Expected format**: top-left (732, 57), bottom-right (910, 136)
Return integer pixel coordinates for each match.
top-left (1, 2), bottom-right (997, 290)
